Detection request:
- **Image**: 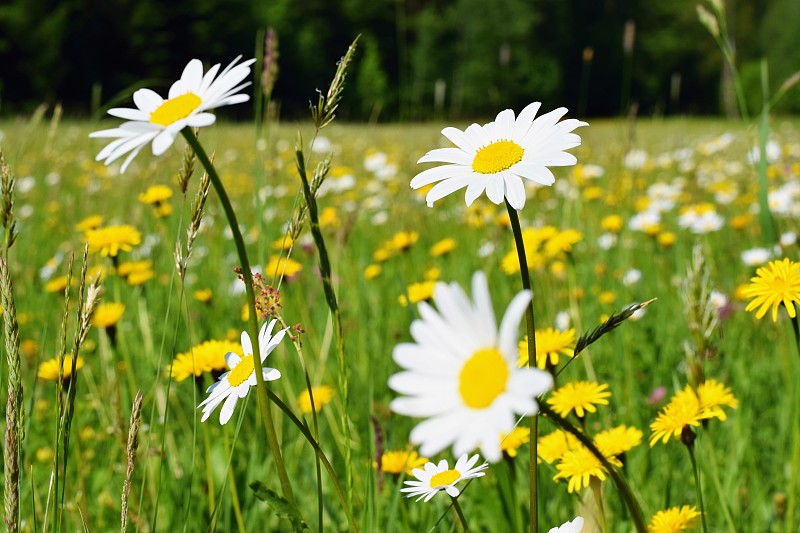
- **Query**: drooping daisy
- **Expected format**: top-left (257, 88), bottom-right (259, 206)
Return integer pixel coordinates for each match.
top-left (389, 272), bottom-right (554, 462)
top-left (400, 453), bottom-right (488, 502)
top-left (647, 505), bottom-right (700, 533)
top-left (90, 56), bottom-right (255, 172)
top-left (548, 516), bottom-right (585, 533)
top-left (742, 258), bottom-right (800, 322)
top-left (198, 319), bottom-right (286, 424)
top-left (410, 103), bottom-right (587, 210)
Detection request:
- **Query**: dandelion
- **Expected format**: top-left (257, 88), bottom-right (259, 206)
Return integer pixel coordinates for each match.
top-left (170, 339), bottom-right (241, 382)
top-left (518, 327), bottom-right (575, 369)
top-left (44, 275), bottom-right (69, 293)
top-left (90, 56), bottom-right (255, 172)
top-left (594, 424), bottom-right (643, 458)
top-left (544, 229), bottom-right (582, 257)
top-left (364, 264), bottom-right (382, 280)
top-left (410, 102), bottom-right (587, 209)
top-left (400, 453), bottom-right (488, 502)
top-left (647, 505), bottom-right (700, 533)
top-left (742, 258), bottom-right (800, 322)
top-left (38, 355), bottom-right (84, 382)
top-left (398, 280), bottom-right (437, 307)
top-left (198, 319), bottom-right (286, 424)
top-left (538, 430), bottom-right (582, 464)
top-left (193, 288), bottom-right (213, 303)
top-left (554, 446), bottom-right (617, 493)
top-left (298, 385), bottom-right (335, 414)
top-left (265, 255), bottom-right (302, 280)
top-left (649, 387), bottom-right (703, 446)
top-left (430, 237), bottom-right (457, 257)
top-left (500, 426), bottom-right (530, 458)
top-left (547, 381), bottom-right (611, 418)
top-left (380, 450), bottom-right (429, 476)
top-left (90, 302), bottom-right (125, 329)
top-left (696, 379), bottom-right (738, 421)
top-left (389, 272), bottom-right (553, 462)
top-left (139, 185), bottom-right (173, 217)
top-left (87, 225), bottom-right (142, 258)
top-left (548, 516), bottom-right (585, 533)
top-left (76, 215), bottom-right (103, 233)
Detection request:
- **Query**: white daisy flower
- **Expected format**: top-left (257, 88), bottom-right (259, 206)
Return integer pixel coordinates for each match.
top-left (90, 56), bottom-right (256, 172)
top-left (410, 103), bottom-right (587, 210)
top-left (400, 453), bottom-right (488, 502)
top-left (389, 272), bottom-right (554, 462)
top-left (198, 319), bottom-right (286, 425)
top-left (548, 516), bottom-right (584, 533)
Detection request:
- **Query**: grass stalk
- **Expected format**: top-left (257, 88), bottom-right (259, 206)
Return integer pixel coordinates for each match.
top-left (686, 440), bottom-right (708, 533)
top-left (121, 390), bottom-right (143, 533)
top-left (785, 314), bottom-right (800, 533)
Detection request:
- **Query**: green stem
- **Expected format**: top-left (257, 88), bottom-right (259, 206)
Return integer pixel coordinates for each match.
top-left (786, 314), bottom-right (800, 533)
top-left (540, 403), bottom-right (647, 532)
top-left (181, 129), bottom-right (296, 507)
top-left (505, 201), bottom-right (538, 533)
top-left (687, 443), bottom-right (709, 533)
top-left (450, 496), bottom-right (470, 532)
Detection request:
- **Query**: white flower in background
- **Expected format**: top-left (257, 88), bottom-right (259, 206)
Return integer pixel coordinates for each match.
top-left (548, 516), bottom-right (584, 533)
top-left (410, 102), bottom-right (587, 210)
top-left (781, 231), bottom-right (797, 248)
top-left (741, 247), bottom-right (771, 267)
top-left (311, 135), bottom-right (333, 154)
top-left (688, 211), bottom-right (724, 234)
top-left (90, 56), bottom-right (255, 172)
top-left (597, 233), bottom-right (616, 250)
top-left (198, 319), bottom-right (286, 424)
top-left (709, 290), bottom-right (729, 312)
top-left (389, 272), bottom-right (553, 462)
top-left (400, 453), bottom-right (488, 502)
top-left (747, 140), bottom-right (781, 164)
top-left (555, 311), bottom-right (571, 331)
top-left (581, 164), bottom-right (605, 179)
top-left (628, 210), bottom-right (661, 232)
top-left (623, 149), bottom-right (648, 170)
top-left (623, 269), bottom-right (642, 286)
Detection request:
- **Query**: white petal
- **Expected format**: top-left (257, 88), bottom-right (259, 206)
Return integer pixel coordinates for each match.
top-left (464, 175), bottom-right (488, 206)
top-left (484, 176), bottom-right (506, 204)
top-left (186, 113), bottom-right (217, 128)
top-left (503, 172), bottom-right (526, 210)
top-left (418, 148), bottom-right (473, 165)
top-left (240, 331), bottom-right (253, 356)
top-left (514, 163), bottom-right (555, 186)
top-left (470, 272), bottom-right (497, 346)
top-left (180, 59), bottom-right (205, 91)
top-left (262, 368), bottom-right (281, 381)
top-left (219, 392), bottom-right (240, 424)
top-left (512, 102), bottom-right (542, 138)
top-left (498, 290), bottom-right (532, 358)
top-left (151, 130), bottom-right (177, 156)
top-left (133, 88), bottom-right (164, 112)
top-left (441, 126), bottom-right (477, 152)
top-left (410, 164), bottom-right (469, 189)
top-left (425, 176), bottom-right (473, 207)
top-left (494, 108), bottom-right (516, 133)
top-left (225, 351), bottom-right (242, 367)
top-left (107, 107), bottom-right (149, 121)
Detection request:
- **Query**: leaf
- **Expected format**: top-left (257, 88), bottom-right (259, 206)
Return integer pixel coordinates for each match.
top-left (249, 481), bottom-right (308, 532)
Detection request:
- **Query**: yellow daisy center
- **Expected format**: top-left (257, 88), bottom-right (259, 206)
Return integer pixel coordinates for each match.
top-left (150, 93), bottom-right (202, 126)
top-left (429, 469), bottom-right (461, 488)
top-left (459, 348), bottom-right (509, 408)
top-left (472, 140), bottom-right (524, 174)
top-left (228, 354), bottom-right (255, 387)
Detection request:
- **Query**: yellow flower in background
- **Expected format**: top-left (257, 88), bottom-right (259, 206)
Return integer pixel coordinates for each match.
top-left (388, 231), bottom-right (418, 253)
top-left (742, 258), bottom-right (800, 322)
top-left (76, 215), bottom-right (104, 233)
top-left (127, 269), bottom-right (155, 286)
top-left (90, 302), bottom-right (125, 328)
top-left (38, 355), bottom-right (84, 381)
top-left (647, 505), bottom-right (700, 533)
top-left (170, 339), bottom-right (241, 382)
top-left (423, 267), bottom-right (441, 281)
top-left (44, 275), bottom-right (69, 293)
top-left (518, 327), bottom-right (575, 369)
top-left (138, 185), bottom-right (173, 204)
top-left (697, 379), bottom-right (738, 421)
top-left (87, 225), bottom-right (142, 257)
top-left (298, 385), bottom-right (335, 414)
top-left (399, 280), bottom-right (437, 307)
top-left (154, 203), bottom-right (173, 217)
top-left (547, 381), bottom-right (611, 418)
top-left (271, 235), bottom-right (293, 251)
top-left (553, 446), bottom-right (616, 493)
top-left (538, 430), bottom-right (581, 464)
top-left (373, 247), bottom-right (393, 263)
top-left (319, 206), bottom-right (340, 229)
top-left (544, 229), bottom-right (582, 257)
top-left (364, 264), bottom-right (382, 280)
top-left (500, 427), bottom-right (530, 458)
top-left (380, 450), bottom-right (429, 476)
top-left (649, 387), bottom-right (704, 446)
top-left (594, 425), bottom-right (643, 458)
top-left (430, 238), bottom-right (457, 258)
top-left (193, 288), bottom-right (213, 303)
top-left (599, 291), bottom-right (617, 305)
top-left (117, 260), bottom-right (153, 278)
top-left (601, 214), bottom-right (624, 233)
top-left (657, 231), bottom-right (677, 247)
top-left (266, 255), bottom-right (302, 280)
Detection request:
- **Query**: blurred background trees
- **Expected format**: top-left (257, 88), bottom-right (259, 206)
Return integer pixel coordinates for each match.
top-left (0, 0), bottom-right (795, 120)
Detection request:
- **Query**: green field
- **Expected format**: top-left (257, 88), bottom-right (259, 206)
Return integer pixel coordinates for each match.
top-left (1, 113), bottom-right (799, 532)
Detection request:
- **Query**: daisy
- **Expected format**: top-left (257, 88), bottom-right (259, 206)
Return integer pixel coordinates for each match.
top-left (400, 453), bottom-right (488, 502)
top-left (548, 516), bottom-right (584, 533)
top-left (410, 103), bottom-right (587, 210)
top-left (198, 319), bottom-right (286, 424)
top-left (90, 56), bottom-right (255, 172)
top-left (389, 272), bottom-right (553, 462)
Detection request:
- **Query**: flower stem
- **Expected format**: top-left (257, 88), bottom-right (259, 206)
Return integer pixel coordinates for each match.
top-left (786, 314), bottom-right (800, 533)
top-left (181, 129), bottom-right (296, 507)
top-left (539, 403), bottom-right (647, 532)
top-left (505, 201), bottom-right (539, 533)
top-left (450, 495), bottom-right (470, 532)
top-left (686, 443), bottom-right (708, 533)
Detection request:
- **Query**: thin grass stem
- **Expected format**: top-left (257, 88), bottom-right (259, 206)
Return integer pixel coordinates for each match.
top-left (686, 442), bottom-right (708, 533)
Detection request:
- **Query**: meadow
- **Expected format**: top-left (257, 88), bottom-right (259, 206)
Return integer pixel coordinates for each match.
top-left (1, 106), bottom-right (800, 533)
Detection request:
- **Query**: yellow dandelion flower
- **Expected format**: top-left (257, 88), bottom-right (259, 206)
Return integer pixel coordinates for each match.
top-left (399, 280), bottom-right (437, 307)
top-left (742, 258), bottom-right (800, 322)
top-left (599, 291), bottom-right (616, 305)
top-left (127, 269), bottom-right (155, 286)
top-left (647, 505), bottom-right (700, 533)
top-left (544, 229), bottom-right (582, 257)
top-left (518, 328), bottom-right (575, 369)
top-left (649, 387), bottom-right (703, 446)
top-left (38, 355), bottom-right (84, 381)
top-left (500, 427), bottom-right (530, 458)
top-left (424, 267), bottom-right (441, 281)
top-left (601, 215), bottom-right (624, 233)
top-left (170, 339), bottom-right (241, 382)
top-left (138, 185), bottom-right (173, 204)
top-left (657, 231), bottom-right (677, 247)
top-left (76, 215), bottom-right (103, 233)
top-left (380, 450), bottom-right (429, 476)
top-left (547, 381), bottom-right (611, 418)
top-left (298, 385), bottom-right (335, 414)
top-left (266, 255), bottom-right (302, 279)
top-left (44, 275), bottom-right (69, 294)
top-left (388, 231), bottom-right (419, 252)
top-left (430, 238), bottom-right (457, 257)
top-left (319, 207), bottom-right (340, 229)
top-left (194, 288), bottom-right (213, 303)
top-left (594, 424), bottom-right (642, 458)
top-left (271, 235), bottom-right (293, 251)
top-left (373, 246), bottom-right (393, 263)
top-left (553, 446), bottom-right (612, 493)
top-left (117, 260), bottom-right (153, 278)
top-left (154, 203), bottom-right (172, 217)
top-left (538, 430), bottom-right (581, 464)
top-left (729, 214), bottom-right (751, 230)
top-left (87, 225), bottom-right (142, 257)
top-left (90, 302), bottom-right (125, 328)
top-left (697, 379), bottom-right (738, 421)
top-left (364, 264), bottom-right (382, 280)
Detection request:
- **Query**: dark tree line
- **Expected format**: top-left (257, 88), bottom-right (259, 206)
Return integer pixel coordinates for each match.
top-left (0, 0), bottom-right (797, 120)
